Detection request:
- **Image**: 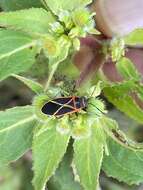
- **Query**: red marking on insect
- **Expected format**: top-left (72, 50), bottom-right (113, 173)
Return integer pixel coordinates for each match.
top-left (41, 96), bottom-right (88, 117)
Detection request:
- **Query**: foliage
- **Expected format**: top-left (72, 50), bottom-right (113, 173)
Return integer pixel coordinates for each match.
top-left (124, 28), bottom-right (143, 45)
top-left (103, 137), bottom-right (143, 185)
top-left (0, 0), bottom-right (143, 190)
top-left (0, 106), bottom-right (36, 165)
top-left (0, 0), bottom-right (43, 11)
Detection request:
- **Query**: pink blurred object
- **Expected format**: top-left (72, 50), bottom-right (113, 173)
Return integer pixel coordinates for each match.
top-left (74, 36), bottom-right (104, 86)
top-left (74, 37), bottom-right (143, 83)
top-left (74, 0), bottom-right (143, 83)
top-left (103, 48), bottom-right (143, 82)
top-left (91, 0), bottom-right (143, 37)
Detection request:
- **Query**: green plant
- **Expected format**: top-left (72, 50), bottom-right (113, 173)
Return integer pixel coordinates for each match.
top-left (0, 1), bottom-right (143, 190)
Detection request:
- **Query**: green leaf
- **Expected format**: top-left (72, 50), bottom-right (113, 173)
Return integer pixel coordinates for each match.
top-left (43, 0), bottom-right (92, 15)
top-left (103, 137), bottom-right (143, 185)
top-left (0, 0), bottom-right (43, 11)
top-left (101, 116), bottom-right (132, 150)
top-left (116, 57), bottom-right (140, 80)
top-left (136, 83), bottom-right (143, 102)
top-left (124, 28), bottom-right (143, 45)
top-left (12, 74), bottom-right (44, 94)
top-left (0, 106), bottom-right (36, 165)
top-left (101, 114), bottom-right (143, 151)
top-left (48, 141), bottom-right (82, 190)
top-left (73, 120), bottom-right (104, 190)
top-left (103, 82), bottom-right (143, 124)
top-left (104, 80), bottom-right (137, 98)
top-left (0, 8), bottom-right (55, 34)
top-left (0, 29), bottom-right (37, 80)
top-left (33, 124), bottom-right (70, 190)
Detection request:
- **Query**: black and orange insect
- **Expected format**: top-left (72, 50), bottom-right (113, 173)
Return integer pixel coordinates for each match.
top-left (41, 96), bottom-right (87, 117)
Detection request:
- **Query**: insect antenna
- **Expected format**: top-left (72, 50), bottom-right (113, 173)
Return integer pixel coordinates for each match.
top-left (88, 102), bottom-right (106, 115)
top-left (90, 86), bottom-right (97, 97)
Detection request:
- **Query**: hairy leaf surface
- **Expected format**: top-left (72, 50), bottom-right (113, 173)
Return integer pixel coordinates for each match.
top-left (73, 120), bottom-right (105, 190)
top-left (44, 0), bottom-right (92, 15)
top-left (103, 138), bottom-right (143, 185)
top-left (116, 57), bottom-right (140, 80)
top-left (0, 29), bottom-right (37, 80)
top-left (0, 8), bottom-right (55, 34)
top-left (48, 142), bottom-right (82, 190)
top-left (0, 0), bottom-right (43, 11)
top-left (33, 125), bottom-right (70, 190)
top-left (12, 74), bottom-right (44, 94)
top-left (103, 82), bottom-right (143, 124)
top-left (0, 106), bottom-right (36, 165)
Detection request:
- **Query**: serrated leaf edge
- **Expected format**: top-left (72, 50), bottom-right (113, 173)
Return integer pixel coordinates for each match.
top-left (11, 74), bottom-right (44, 94)
top-left (73, 139), bottom-right (104, 190)
top-left (32, 132), bottom-right (71, 190)
top-left (103, 148), bottom-right (143, 185)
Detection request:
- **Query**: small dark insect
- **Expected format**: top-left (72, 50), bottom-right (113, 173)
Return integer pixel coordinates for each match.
top-left (35, 53), bottom-right (40, 59)
top-left (0, 25), bottom-right (7, 29)
top-left (29, 46), bottom-right (33, 50)
top-left (112, 129), bottom-right (127, 144)
top-left (41, 96), bottom-right (87, 117)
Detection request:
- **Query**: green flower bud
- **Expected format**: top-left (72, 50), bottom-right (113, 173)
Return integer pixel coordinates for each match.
top-left (110, 38), bottom-right (125, 61)
top-left (35, 118), bottom-right (57, 137)
top-left (33, 94), bottom-right (50, 122)
top-left (42, 36), bottom-right (59, 57)
top-left (83, 19), bottom-right (95, 33)
top-left (72, 115), bottom-right (91, 140)
top-left (50, 22), bottom-right (64, 35)
top-left (56, 116), bottom-right (71, 135)
top-left (72, 38), bottom-right (80, 51)
top-left (59, 10), bottom-right (73, 29)
top-left (72, 9), bottom-right (91, 27)
top-left (69, 27), bottom-right (86, 38)
top-left (58, 35), bottom-right (70, 47)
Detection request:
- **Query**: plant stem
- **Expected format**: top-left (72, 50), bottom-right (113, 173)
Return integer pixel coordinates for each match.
top-left (44, 59), bottom-right (59, 92)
